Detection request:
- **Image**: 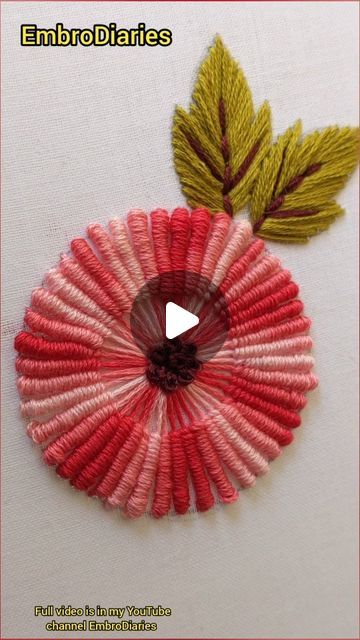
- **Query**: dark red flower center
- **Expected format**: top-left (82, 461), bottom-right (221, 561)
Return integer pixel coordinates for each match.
top-left (146, 337), bottom-right (201, 393)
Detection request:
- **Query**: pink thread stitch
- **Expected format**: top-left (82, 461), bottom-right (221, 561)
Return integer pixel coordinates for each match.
top-left (15, 208), bottom-right (317, 518)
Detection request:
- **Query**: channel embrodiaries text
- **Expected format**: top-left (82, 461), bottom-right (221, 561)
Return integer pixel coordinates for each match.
top-left (35, 605), bottom-right (172, 632)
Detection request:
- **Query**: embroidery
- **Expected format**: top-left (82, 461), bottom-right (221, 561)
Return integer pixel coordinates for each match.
top-left (172, 37), bottom-right (359, 242)
top-left (15, 209), bottom-right (317, 518)
top-left (15, 36), bottom-right (359, 519)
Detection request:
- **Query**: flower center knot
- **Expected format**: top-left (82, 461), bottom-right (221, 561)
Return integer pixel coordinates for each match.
top-left (146, 337), bottom-right (201, 392)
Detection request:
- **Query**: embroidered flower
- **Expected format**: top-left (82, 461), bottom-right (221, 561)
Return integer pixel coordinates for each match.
top-left (15, 208), bottom-right (317, 518)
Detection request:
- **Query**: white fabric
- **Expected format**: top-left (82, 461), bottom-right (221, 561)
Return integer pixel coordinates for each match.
top-left (2, 2), bottom-right (359, 638)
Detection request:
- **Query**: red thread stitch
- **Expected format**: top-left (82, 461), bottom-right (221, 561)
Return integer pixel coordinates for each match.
top-left (15, 208), bottom-right (317, 518)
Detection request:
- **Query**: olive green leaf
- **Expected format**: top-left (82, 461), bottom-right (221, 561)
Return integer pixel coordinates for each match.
top-left (250, 121), bottom-right (359, 243)
top-left (172, 36), bottom-right (272, 216)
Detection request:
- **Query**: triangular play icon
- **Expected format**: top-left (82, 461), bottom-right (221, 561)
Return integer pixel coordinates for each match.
top-left (165, 302), bottom-right (199, 340)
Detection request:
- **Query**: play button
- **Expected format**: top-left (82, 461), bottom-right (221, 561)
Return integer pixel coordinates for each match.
top-left (129, 270), bottom-right (229, 368)
top-left (165, 302), bottom-right (199, 340)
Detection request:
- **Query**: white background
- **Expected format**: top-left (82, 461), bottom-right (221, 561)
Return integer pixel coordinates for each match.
top-left (2, 2), bottom-right (359, 638)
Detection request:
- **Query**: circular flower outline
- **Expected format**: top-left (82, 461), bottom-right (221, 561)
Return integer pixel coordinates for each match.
top-left (15, 207), bottom-right (318, 518)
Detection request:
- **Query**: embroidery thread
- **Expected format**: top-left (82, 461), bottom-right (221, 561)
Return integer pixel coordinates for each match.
top-left (15, 209), bottom-right (317, 518)
top-left (15, 36), bottom-right (359, 519)
top-left (172, 37), bottom-right (359, 242)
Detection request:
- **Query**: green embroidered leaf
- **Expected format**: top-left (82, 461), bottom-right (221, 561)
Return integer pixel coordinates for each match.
top-left (250, 122), bottom-right (359, 243)
top-left (172, 36), bottom-right (272, 216)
